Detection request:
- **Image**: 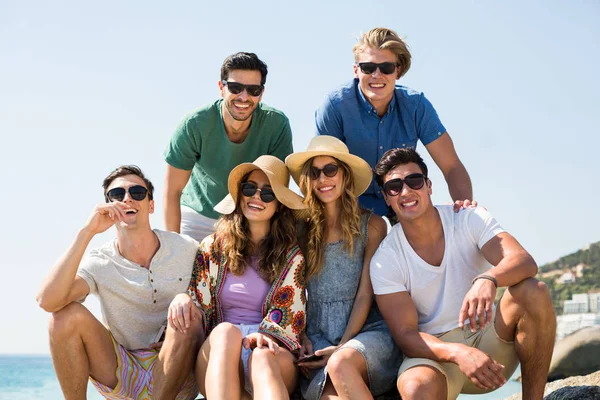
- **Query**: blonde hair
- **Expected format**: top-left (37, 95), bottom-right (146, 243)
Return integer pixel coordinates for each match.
top-left (353, 27), bottom-right (412, 79)
top-left (299, 158), bottom-right (362, 279)
top-left (213, 175), bottom-right (297, 283)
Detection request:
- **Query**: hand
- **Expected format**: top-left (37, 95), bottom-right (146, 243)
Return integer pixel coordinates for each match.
top-left (149, 341), bottom-right (164, 351)
top-left (453, 344), bottom-right (506, 390)
top-left (453, 199), bottom-right (478, 213)
top-left (297, 344), bottom-right (338, 370)
top-left (84, 202), bottom-right (132, 234)
top-left (458, 278), bottom-right (497, 332)
top-left (242, 332), bottom-right (280, 355)
top-left (168, 293), bottom-right (201, 334)
top-left (298, 334), bottom-right (315, 377)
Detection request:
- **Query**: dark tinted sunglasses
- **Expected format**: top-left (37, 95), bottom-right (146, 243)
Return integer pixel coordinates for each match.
top-left (241, 182), bottom-right (276, 203)
top-left (309, 163), bottom-right (339, 180)
top-left (105, 185), bottom-right (148, 202)
top-left (383, 174), bottom-right (427, 196)
top-left (357, 62), bottom-right (398, 75)
top-left (222, 80), bottom-right (264, 97)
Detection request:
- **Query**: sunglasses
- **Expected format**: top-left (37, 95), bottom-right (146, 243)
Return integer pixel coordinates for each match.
top-left (240, 182), bottom-right (276, 203)
top-left (309, 163), bottom-right (339, 180)
top-left (105, 185), bottom-right (149, 202)
top-left (221, 80), bottom-right (264, 97)
top-left (356, 62), bottom-right (398, 75)
top-left (382, 173), bottom-right (427, 196)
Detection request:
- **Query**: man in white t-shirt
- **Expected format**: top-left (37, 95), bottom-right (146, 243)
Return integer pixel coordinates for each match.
top-left (370, 148), bottom-right (556, 400)
top-left (37, 165), bottom-right (203, 400)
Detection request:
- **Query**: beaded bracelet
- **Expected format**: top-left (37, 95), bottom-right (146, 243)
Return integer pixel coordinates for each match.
top-left (471, 274), bottom-right (498, 288)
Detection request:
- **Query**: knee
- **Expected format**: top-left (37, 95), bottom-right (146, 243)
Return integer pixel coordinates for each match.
top-left (250, 347), bottom-right (278, 371)
top-left (168, 316), bottom-right (204, 348)
top-left (48, 303), bottom-right (89, 338)
top-left (510, 278), bottom-right (553, 311)
top-left (209, 323), bottom-right (241, 348)
top-left (326, 349), bottom-right (360, 381)
top-left (397, 368), bottom-right (445, 400)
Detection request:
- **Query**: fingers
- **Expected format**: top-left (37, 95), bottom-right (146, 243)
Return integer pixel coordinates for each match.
top-left (453, 200), bottom-right (463, 213)
top-left (476, 301), bottom-right (485, 331)
top-left (472, 200), bottom-right (478, 207)
top-left (242, 337), bottom-right (250, 350)
top-left (458, 299), bottom-right (469, 328)
top-left (485, 300), bottom-right (493, 326)
top-left (468, 300), bottom-right (477, 332)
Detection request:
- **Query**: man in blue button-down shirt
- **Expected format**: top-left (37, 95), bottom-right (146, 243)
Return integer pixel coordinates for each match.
top-left (315, 27), bottom-right (472, 217)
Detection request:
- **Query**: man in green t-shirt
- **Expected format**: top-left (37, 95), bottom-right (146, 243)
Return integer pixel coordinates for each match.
top-left (163, 52), bottom-right (293, 242)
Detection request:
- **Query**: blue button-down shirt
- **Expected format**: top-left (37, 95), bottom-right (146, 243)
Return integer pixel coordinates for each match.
top-left (315, 79), bottom-right (446, 216)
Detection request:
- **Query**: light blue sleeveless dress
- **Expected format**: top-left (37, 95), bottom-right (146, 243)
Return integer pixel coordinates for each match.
top-left (301, 212), bottom-right (402, 400)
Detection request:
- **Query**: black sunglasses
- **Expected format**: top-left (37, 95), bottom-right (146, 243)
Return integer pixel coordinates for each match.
top-left (356, 62), bottom-right (398, 75)
top-left (222, 80), bottom-right (264, 97)
top-left (309, 163), bottom-right (339, 180)
top-left (105, 185), bottom-right (149, 202)
top-left (382, 174), bottom-right (427, 196)
top-left (240, 182), bottom-right (276, 203)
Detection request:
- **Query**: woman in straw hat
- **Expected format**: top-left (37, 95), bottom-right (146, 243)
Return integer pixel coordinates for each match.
top-left (168, 155), bottom-right (308, 400)
top-left (286, 136), bottom-right (401, 400)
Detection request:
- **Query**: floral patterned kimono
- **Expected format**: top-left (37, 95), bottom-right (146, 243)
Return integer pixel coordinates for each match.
top-left (187, 234), bottom-right (307, 351)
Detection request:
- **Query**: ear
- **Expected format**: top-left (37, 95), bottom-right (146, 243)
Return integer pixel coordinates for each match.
top-left (149, 199), bottom-right (155, 214)
top-left (396, 67), bottom-right (402, 80)
top-left (218, 80), bottom-right (226, 97)
top-left (353, 63), bottom-right (360, 79)
top-left (382, 190), bottom-right (391, 206)
top-left (427, 179), bottom-right (432, 195)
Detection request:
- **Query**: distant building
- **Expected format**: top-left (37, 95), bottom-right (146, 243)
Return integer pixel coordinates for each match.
top-left (556, 313), bottom-right (600, 340)
top-left (557, 271), bottom-right (576, 284)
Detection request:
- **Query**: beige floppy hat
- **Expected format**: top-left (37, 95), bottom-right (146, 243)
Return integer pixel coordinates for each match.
top-left (214, 155), bottom-right (307, 215)
top-left (285, 136), bottom-right (372, 196)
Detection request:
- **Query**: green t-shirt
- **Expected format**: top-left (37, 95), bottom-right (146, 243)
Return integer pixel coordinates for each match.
top-left (164, 99), bottom-right (293, 219)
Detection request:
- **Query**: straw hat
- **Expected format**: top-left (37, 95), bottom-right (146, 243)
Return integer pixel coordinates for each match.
top-left (285, 136), bottom-right (372, 196)
top-left (214, 155), bottom-right (307, 215)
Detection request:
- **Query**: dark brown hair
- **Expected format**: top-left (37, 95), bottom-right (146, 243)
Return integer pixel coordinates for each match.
top-left (102, 165), bottom-right (154, 201)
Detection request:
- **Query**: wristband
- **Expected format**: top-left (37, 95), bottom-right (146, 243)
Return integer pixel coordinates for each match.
top-left (472, 274), bottom-right (498, 288)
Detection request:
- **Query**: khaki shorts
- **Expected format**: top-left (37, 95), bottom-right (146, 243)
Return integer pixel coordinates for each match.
top-left (398, 317), bottom-right (519, 400)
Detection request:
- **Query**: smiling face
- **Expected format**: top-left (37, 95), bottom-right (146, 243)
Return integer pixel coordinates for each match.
top-left (219, 69), bottom-right (263, 122)
top-left (310, 156), bottom-right (344, 205)
top-left (240, 170), bottom-right (278, 224)
top-left (105, 174), bottom-right (154, 229)
top-left (383, 162), bottom-right (432, 221)
top-left (354, 47), bottom-right (400, 114)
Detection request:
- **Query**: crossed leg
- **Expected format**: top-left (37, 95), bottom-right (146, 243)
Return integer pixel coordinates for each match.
top-left (48, 303), bottom-right (118, 400)
top-left (321, 348), bottom-right (370, 400)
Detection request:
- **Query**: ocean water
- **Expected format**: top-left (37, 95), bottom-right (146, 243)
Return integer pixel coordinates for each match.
top-left (0, 355), bottom-right (521, 399)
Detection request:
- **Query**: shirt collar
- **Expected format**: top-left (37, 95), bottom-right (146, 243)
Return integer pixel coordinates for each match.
top-left (354, 78), bottom-right (396, 116)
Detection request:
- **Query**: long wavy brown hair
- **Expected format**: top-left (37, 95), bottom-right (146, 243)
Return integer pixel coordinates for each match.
top-left (213, 174), bottom-right (297, 283)
top-left (299, 157), bottom-right (362, 279)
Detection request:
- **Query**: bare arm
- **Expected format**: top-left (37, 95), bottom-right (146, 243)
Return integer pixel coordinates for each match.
top-left (339, 215), bottom-right (387, 344)
top-left (163, 164), bottom-right (192, 233)
top-left (425, 133), bottom-right (472, 202)
top-left (36, 202), bottom-right (128, 312)
top-left (459, 232), bottom-right (538, 330)
top-left (377, 291), bottom-right (506, 389)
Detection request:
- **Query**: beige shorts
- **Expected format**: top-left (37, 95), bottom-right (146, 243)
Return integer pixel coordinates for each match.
top-left (398, 317), bottom-right (519, 400)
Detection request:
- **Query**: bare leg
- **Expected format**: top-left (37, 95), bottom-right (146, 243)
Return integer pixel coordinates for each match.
top-left (48, 303), bottom-right (118, 400)
top-left (495, 278), bottom-right (556, 400)
top-left (153, 316), bottom-right (204, 399)
top-left (397, 366), bottom-right (447, 400)
top-left (198, 323), bottom-right (244, 400)
top-left (324, 348), bottom-right (371, 400)
top-left (249, 347), bottom-right (297, 399)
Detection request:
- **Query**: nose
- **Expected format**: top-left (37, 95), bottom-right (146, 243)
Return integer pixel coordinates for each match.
top-left (122, 189), bottom-right (134, 202)
top-left (237, 89), bottom-right (249, 101)
top-left (371, 67), bottom-right (383, 77)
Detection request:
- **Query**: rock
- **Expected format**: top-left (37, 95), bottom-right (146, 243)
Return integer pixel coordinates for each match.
top-left (548, 326), bottom-right (600, 381)
top-left (503, 370), bottom-right (600, 399)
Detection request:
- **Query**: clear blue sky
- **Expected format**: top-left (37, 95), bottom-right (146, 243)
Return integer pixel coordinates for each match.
top-left (1, 0), bottom-right (598, 355)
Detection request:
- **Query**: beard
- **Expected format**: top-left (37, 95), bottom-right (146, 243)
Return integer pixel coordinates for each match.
top-left (224, 99), bottom-right (257, 122)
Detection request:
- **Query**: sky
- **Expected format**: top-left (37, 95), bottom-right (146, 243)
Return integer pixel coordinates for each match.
top-left (1, 0), bottom-right (598, 355)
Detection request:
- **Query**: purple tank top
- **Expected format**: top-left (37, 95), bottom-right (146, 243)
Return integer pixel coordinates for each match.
top-left (220, 256), bottom-right (271, 324)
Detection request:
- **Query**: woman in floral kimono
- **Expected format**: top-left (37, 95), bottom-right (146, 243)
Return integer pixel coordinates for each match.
top-left (168, 155), bottom-right (307, 400)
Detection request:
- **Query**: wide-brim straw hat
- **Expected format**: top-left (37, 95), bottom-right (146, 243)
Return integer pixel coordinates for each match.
top-left (214, 155), bottom-right (307, 215)
top-left (285, 136), bottom-right (372, 196)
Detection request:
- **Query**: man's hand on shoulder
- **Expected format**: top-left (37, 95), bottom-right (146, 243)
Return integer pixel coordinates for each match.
top-left (452, 199), bottom-right (478, 213)
top-left (84, 202), bottom-right (129, 235)
top-left (451, 344), bottom-right (506, 390)
top-left (458, 277), bottom-right (496, 332)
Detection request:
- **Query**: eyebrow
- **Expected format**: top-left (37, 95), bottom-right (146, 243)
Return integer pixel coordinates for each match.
top-left (246, 180), bottom-right (272, 189)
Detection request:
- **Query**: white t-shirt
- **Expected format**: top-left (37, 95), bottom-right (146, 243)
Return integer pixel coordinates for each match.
top-left (77, 229), bottom-right (199, 350)
top-left (370, 206), bottom-right (505, 335)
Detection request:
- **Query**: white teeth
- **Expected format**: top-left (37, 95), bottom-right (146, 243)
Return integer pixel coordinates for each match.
top-left (370, 83), bottom-right (384, 88)
top-left (319, 186), bottom-right (334, 192)
top-left (402, 201), bottom-right (417, 207)
top-left (125, 209), bottom-right (137, 214)
top-left (248, 203), bottom-right (264, 210)
top-left (234, 103), bottom-right (250, 108)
